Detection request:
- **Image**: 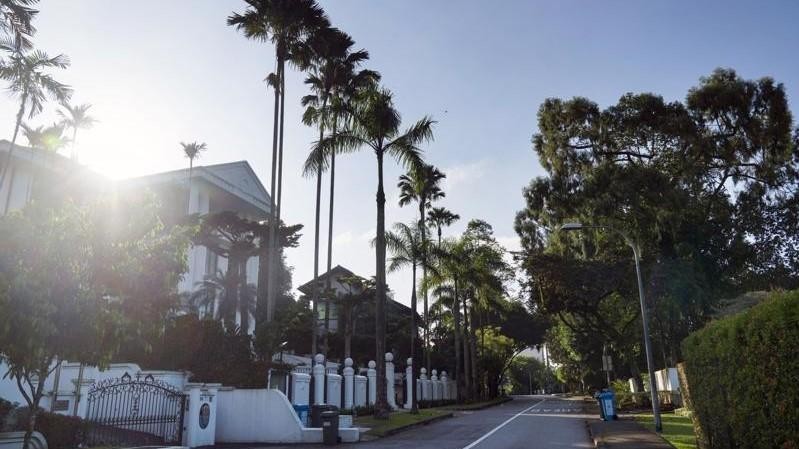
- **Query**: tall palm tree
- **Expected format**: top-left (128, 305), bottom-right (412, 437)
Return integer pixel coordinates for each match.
top-left (0, 46), bottom-right (70, 194)
top-left (301, 26), bottom-right (379, 355)
top-left (384, 222), bottom-right (426, 413)
top-left (21, 122), bottom-right (67, 152)
top-left (398, 164), bottom-right (446, 370)
top-left (427, 207), bottom-right (460, 247)
top-left (228, 0), bottom-right (329, 324)
top-left (304, 87), bottom-right (434, 418)
top-left (180, 141), bottom-right (207, 214)
top-left (0, 0), bottom-right (38, 51)
top-left (57, 102), bottom-right (95, 160)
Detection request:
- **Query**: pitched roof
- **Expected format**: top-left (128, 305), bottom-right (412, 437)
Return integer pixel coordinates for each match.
top-left (123, 160), bottom-right (272, 215)
top-left (297, 265), bottom-right (361, 294)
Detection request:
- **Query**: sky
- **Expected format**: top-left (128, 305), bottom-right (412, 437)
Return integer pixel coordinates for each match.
top-left (2, 0), bottom-right (798, 308)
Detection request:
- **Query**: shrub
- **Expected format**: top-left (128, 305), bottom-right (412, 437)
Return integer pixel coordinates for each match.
top-left (13, 408), bottom-right (86, 449)
top-left (681, 289), bottom-right (799, 449)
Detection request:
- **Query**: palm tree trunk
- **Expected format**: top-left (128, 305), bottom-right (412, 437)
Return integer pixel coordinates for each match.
top-left (311, 96), bottom-right (328, 357)
top-left (0, 96), bottom-right (26, 211)
top-left (462, 298), bottom-right (472, 401)
top-left (470, 311), bottom-right (478, 400)
top-left (264, 57), bottom-right (282, 324)
top-left (419, 201), bottom-right (430, 371)
top-left (344, 301), bottom-right (352, 358)
top-left (410, 262), bottom-right (418, 414)
top-left (187, 159), bottom-right (194, 214)
top-left (452, 277), bottom-right (463, 403)
top-left (374, 149), bottom-right (389, 419)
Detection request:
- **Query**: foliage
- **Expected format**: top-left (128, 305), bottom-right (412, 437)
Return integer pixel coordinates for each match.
top-left (681, 289), bottom-right (799, 449)
top-left (505, 356), bottom-right (550, 395)
top-left (515, 69), bottom-right (799, 388)
top-left (12, 408), bottom-right (87, 449)
top-left (0, 198), bottom-right (189, 445)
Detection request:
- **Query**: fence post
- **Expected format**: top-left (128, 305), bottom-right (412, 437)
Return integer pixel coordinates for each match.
top-left (420, 367), bottom-right (429, 401)
top-left (343, 358), bottom-right (354, 410)
top-left (404, 358), bottom-right (413, 409)
top-left (367, 360), bottom-right (377, 406)
top-left (313, 353), bottom-right (325, 405)
top-left (385, 352), bottom-right (396, 409)
top-left (431, 369), bottom-right (440, 401)
top-left (441, 371), bottom-right (449, 400)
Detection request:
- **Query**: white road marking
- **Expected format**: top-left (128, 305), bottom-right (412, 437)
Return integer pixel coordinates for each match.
top-left (461, 399), bottom-right (546, 449)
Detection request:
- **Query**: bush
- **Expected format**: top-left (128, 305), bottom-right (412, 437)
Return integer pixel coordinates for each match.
top-left (682, 289), bottom-right (799, 449)
top-left (12, 408), bottom-right (86, 449)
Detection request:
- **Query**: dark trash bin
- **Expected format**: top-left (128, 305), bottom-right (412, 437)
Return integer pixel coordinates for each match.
top-left (311, 404), bottom-right (338, 427)
top-left (321, 410), bottom-right (339, 445)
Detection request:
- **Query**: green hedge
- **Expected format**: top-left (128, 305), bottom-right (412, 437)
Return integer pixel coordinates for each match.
top-left (682, 290), bottom-right (799, 449)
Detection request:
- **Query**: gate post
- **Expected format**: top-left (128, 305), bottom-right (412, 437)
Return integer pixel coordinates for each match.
top-left (367, 360), bottom-right (377, 405)
top-left (343, 358), bottom-right (354, 410)
top-left (183, 383), bottom-right (220, 448)
top-left (385, 353), bottom-right (396, 409)
top-left (313, 354), bottom-right (325, 405)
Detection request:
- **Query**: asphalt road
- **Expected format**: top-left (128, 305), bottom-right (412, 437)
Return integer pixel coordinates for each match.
top-left (219, 395), bottom-right (594, 449)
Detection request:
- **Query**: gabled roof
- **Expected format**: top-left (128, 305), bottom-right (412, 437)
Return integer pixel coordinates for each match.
top-left (123, 160), bottom-right (272, 215)
top-left (297, 265), bottom-right (361, 294)
top-left (0, 139), bottom-right (105, 184)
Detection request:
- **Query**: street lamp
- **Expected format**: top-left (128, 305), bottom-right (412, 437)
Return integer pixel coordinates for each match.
top-left (559, 222), bottom-right (662, 432)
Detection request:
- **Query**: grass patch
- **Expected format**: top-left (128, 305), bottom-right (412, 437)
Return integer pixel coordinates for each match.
top-left (355, 409), bottom-right (450, 437)
top-left (634, 412), bottom-right (697, 449)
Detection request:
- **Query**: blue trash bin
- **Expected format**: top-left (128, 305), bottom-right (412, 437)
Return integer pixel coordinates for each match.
top-left (293, 404), bottom-right (310, 426)
top-left (598, 390), bottom-right (617, 421)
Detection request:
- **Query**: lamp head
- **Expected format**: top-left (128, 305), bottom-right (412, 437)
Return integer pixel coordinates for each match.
top-left (560, 222), bottom-right (584, 231)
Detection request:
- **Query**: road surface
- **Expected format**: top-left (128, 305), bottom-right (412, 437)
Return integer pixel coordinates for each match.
top-left (217, 395), bottom-right (594, 449)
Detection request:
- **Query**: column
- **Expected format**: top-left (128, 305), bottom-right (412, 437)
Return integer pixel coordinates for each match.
top-left (431, 369), bottom-right (440, 401)
top-left (291, 371), bottom-right (311, 406)
top-left (421, 368), bottom-right (431, 402)
top-left (385, 352), bottom-right (396, 409)
top-left (404, 358), bottom-right (413, 409)
top-left (326, 370), bottom-right (342, 408)
top-left (367, 360), bottom-right (377, 406)
top-left (313, 353), bottom-right (325, 405)
top-left (354, 375), bottom-right (367, 407)
top-left (441, 371), bottom-right (449, 400)
top-left (343, 358), bottom-right (354, 410)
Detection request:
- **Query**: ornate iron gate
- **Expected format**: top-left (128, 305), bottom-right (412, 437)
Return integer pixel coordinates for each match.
top-left (84, 372), bottom-right (186, 447)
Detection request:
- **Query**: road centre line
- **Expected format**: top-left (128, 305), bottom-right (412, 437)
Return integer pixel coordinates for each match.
top-left (461, 399), bottom-right (547, 449)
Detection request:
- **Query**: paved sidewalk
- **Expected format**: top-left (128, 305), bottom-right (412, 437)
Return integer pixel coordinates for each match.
top-left (587, 417), bottom-right (672, 448)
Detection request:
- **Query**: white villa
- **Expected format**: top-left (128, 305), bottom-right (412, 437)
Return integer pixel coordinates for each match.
top-left (0, 139), bottom-right (272, 333)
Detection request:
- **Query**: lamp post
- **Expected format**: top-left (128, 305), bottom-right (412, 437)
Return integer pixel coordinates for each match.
top-left (560, 222), bottom-right (662, 432)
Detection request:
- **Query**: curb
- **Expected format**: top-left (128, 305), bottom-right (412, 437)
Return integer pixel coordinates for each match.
top-left (448, 396), bottom-right (514, 411)
top-left (376, 412), bottom-right (455, 437)
top-left (585, 420), bottom-right (606, 448)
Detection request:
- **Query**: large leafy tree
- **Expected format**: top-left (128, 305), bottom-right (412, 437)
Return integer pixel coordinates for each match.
top-left (398, 163), bottom-right (445, 370)
top-left (515, 68), bottom-right (799, 381)
top-left (228, 0), bottom-right (329, 323)
top-left (304, 86), bottom-right (434, 418)
top-left (0, 45), bottom-right (71, 192)
top-left (0, 198), bottom-right (190, 449)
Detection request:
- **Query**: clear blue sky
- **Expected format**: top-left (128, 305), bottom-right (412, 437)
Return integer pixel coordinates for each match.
top-left (2, 0), bottom-right (798, 305)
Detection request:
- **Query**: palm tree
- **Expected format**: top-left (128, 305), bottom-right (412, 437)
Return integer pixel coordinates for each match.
top-left (228, 0), bottom-right (329, 323)
top-left (301, 26), bottom-right (379, 355)
top-left (304, 86), bottom-right (434, 418)
top-left (21, 122), bottom-right (68, 152)
top-left (384, 222), bottom-right (426, 413)
top-left (0, 0), bottom-right (38, 51)
top-left (427, 207), bottom-right (460, 247)
top-left (0, 46), bottom-right (70, 194)
top-left (57, 102), bottom-right (95, 160)
top-left (398, 164), bottom-right (446, 370)
top-left (180, 141), bottom-right (207, 214)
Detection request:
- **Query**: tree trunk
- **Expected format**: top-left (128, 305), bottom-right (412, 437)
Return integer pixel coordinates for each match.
top-left (344, 302), bottom-right (352, 358)
top-left (0, 95), bottom-right (26, 213)
top-left (21, 369), bottom-right (46, 449)
top-left (187, 159), bottom-right (193, 214)
top-left (374, 149), bottom-right (389, 418)
top-left (410, 263), bottom-right (418, 414)
top-left (470, 315), bottom-right (479, 399)
top-left (325, 116), bottom-right (338, 355)
top-left (264, 56), bottom-right (282, 323)
top-left (419, 201), bottom-right (430, 371)
top-left (462, 298), bottom-right (472, 401)
top-left (452, 277), bottom-right (463, 403)
top-left (311, 96), bottom-right (327, 357)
